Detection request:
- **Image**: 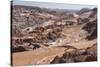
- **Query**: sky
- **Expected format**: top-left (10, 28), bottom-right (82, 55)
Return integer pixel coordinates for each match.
top-left (12, 0), bottom-right (97, 10)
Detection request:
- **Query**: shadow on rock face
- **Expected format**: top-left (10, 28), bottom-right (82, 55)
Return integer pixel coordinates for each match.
top-left (86, 28), bottom-right (97, 40)
top-left (29, 43), bottom-right (41, 49)
top-left (82, 19), bottom-right (97, 40)
top-left (12, 46), bottom-right (27, 53)
top-left (50, 56), bottom-right (65, 64)
top-left (85, 56), bottom-right (97, 61)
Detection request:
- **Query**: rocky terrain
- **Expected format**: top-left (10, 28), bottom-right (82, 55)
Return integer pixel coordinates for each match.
top-left (11, 5), bottom-right (97, 66)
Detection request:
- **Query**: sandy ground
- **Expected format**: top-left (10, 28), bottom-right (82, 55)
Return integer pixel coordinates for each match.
top-left (12, 39), bottom-right (96, 66)
top-left (12, 47), bottom-right (66, 66)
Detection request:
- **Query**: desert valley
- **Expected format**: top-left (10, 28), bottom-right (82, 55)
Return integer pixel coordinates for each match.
top-left (11, 4), bottom-right (97, 66)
